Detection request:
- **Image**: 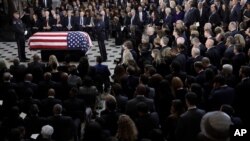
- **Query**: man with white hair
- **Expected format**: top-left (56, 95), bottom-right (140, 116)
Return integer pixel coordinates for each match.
top-left (191, 37), bottom-right (207, 56)
top-left (228, 21), bottom-right (239, 36)
top-left (220, 64), bottom-right (237, 87)
top-left (205, 39), bottom-right (221, 67)
top-left (187, 47), bottom-right (203, 75)
top-left (40, 125), bottom-right (54, 140)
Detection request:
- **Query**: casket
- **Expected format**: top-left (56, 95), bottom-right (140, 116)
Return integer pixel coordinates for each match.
top-left (28, 31), bottom-right (93, 61)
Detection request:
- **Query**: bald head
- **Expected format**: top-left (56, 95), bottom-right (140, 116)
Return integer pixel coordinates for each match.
top-left (48, 88), bottom-right (56, 97)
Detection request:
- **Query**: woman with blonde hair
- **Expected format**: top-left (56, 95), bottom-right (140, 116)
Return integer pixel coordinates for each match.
top-left (46, 55), bottom-right (59, 72)
top-left (116, 114), bottom-right (138, 141)
top-left (234, 34), bottom-right (246, 48)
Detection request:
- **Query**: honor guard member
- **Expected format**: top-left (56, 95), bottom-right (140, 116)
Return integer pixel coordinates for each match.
top-left (12, 11), bottom-right (29, 62)
top-left (94, 13), bottom-right (107, 61)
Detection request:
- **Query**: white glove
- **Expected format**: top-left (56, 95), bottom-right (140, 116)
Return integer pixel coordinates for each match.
top-left (24, 30), bottom-right (28, 35)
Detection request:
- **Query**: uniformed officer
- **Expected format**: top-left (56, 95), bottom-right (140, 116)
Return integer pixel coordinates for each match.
top-left (94, 13), bottom-right (107, 61)
top-left (12, 11), bottom-right (29, 61)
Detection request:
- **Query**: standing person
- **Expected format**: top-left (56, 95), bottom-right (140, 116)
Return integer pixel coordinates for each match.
top-left (12, 11), bottom-right (29, 62)
top-left (94, 13), bottom-right (107, 61)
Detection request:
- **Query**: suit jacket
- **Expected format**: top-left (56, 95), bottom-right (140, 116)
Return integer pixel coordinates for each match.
top-left (138, 11), bottom-right (148, 25)
top-left (75, 16), bottom-right (86, 30)
top-left (235, 78), bottom-right (250, 127)
top-left (48, 115), bottom-right (75, 141)
top-left (205, 47), bottom-right (221, 68)
top-left (184, 7), bottom-right (200, 27)
top-left (94, 64), bottom-right (111, 80)
top-left (215, 42), bottom-right (226, 57)
top-left (176, 108), bottom-right (205, 141)
top-left (173, 53), bottom-right (187, 71)
top-left (63, 16), bottom-right (75, 30)
top-left (163, 15), bottom-right (173, 29)
top-left (232, 53), bottom-right (247, 76)
top-left (40, 97), bottom-right (62, 117)
top-left (126, 95), bottom-right (155, 119)
top-left (27, 61), bottom-right (45, 83)
top-left (208, 12), bottom-right (221, 27)
top-left (94, 20), bottom-right (106, 40)
top-left (229, 2), bottom-right (242, 22)
top-left (39, 0), bottom-right (52, 8)
top-left (9, 64), bottom-right (27, 82)
top-left (209, 86), bottom-right (235, 111)
top-left (63, 97), bottom-right (85, 119)
top-left (16, 81), bottom-right (38, 99)
top-left (115, 95), bottom-right (128, 113)
top-left (41, 17), bottom-right (54, 28)
top-left (129, 14), bottom-right (141, 27)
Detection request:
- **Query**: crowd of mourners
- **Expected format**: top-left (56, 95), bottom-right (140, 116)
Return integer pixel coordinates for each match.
top-left (1, 0), bottom-right (250, 141)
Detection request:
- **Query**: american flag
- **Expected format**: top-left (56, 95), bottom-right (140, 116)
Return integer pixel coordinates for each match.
top-left (28, 32), bottom-right (93, 52)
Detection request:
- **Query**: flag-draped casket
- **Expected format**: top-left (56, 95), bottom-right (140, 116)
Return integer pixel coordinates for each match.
top-left (28, 32), bottom-right (93, 61)
top-left (28, 31), bottom-right (93, 52)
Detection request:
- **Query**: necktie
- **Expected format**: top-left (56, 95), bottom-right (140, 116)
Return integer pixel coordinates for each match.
top-left (80, 17), bottom-right (83, 25)
top-left (44, 0), bottom-right (47, 7)
top-left (68, 17), bottom-right (71, 27)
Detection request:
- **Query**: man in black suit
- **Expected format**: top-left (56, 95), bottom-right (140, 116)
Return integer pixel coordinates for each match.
top-left (129, 9), bottom-right (140, 29)
top-left (138, 6), bottom-right (148, 27)
top-left (208, 4), bottom-right (221, 28)
top-left (111, 83), bottom-right (128, 113)
top-left (63, 10), bottom-right (75, 31)
top-left (48, 104), bottom-right (75, 141)
top-left (75, 11), bottom-right (85, 31)
top-left (40, 88), bottom-right (62, 117)
top-left (94, 56), bottom-right (111, 93)
top-left (176, 92), bottom-right (205, 141)
top-left (205, 38), bottom-right (221, 68)
top-left (194, 61), bottom-right (206, 86)
top-left (100, 10), bottom-right (110, 40)
top-left (229, 0), bottom-right (242, 22)
top-left (37, 72), bottom-right (57, 99)
top-left (235, 66), bottom-right (250, 128)
top-left (63, 87), bottom-right (85, 141)
top-left (94, 14), bottom-right (107, 61)
top-left (209, 75), bottom-right (235, 111)
top-left (126, 84), bottom-right (155, 119)
top-left (27, 54), bottom-right (45, 83)
top-left (9, 58), bottom-right (27, 83)
top-left (187, 47), bottom-right (203, 75)
top-left (184, 1), bottom-right (200, 27)
top-left (172, 44), bottom-right (187, 71)
top-left (232, 44), bottom-right (247, 76)
top-left (12, 11), bottom-right (29, 62)
top-left (16, 73), bottom-right (38, 100)
top-left (39, 0), bottom-right (52, 9)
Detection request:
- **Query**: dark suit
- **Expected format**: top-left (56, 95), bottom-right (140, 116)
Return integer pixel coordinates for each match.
top-left (235, 78), bottom-right (250, 128)
top-left (224, 46), bottom-right (234, 60)
top-left (186, 56), bottom-right (203, 75)
top-left (94, 63), bottom-right (111, 93)
top-left (126, 95), bottom-right (155, 119)
top-left (12, 17), bottom-right (27, 61)
top-left (232, 53), bottom-right (247, 76)
top-left (209, 86), bottom-right (235, 111)
top-left (27, 62), bottom-right (45, 83)
top-left (39, 0), bottom-right (52, 9)
top-left (184, 7), bottom-right (200, 27)
top-left (173, 53), bottom-right (187, 71)
top-left (94, 19), bottom-right (107, 61)
top-left (63, 16), bottom-right (75, 31)
top-left (115, 95), bottom-right (128, 113)
top-left (16, 81), bottom-right (38, 99)
top-left (176, 108), bottom-right (205, 141)
top-left (41, 17), bottom-right (54, 31)
top-left (208, 12), bottom-right (221, 28)
top-left (48, 115), bottom-right (75, 141)
top-left (229, 2), bottom-right (242, 22)
top-left (163, 15), bottom-right (173, 30)
top-left (75, 16), bottom-right (86, 31)
top-left (40, 97), bottom-right (62, 117)
top-left (205, 47), bottom-right (221, 68)
top-left (63, 97), bottom-right (85, 120)
top-left (195, 70), bottom-right (206, 86)
top-left (215, 42), bottom-right (226, 57)
top-left (9, 64), bottom-right (27, 82)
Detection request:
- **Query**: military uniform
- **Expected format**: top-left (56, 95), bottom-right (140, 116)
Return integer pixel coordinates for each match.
top-left (12, 17), bottom-right (27, 61)
top-left (94, 18), bottom-right (107, 61)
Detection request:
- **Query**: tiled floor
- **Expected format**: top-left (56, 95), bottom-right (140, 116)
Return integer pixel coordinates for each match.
top-left (0, 39), bottom-right (121, 74)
